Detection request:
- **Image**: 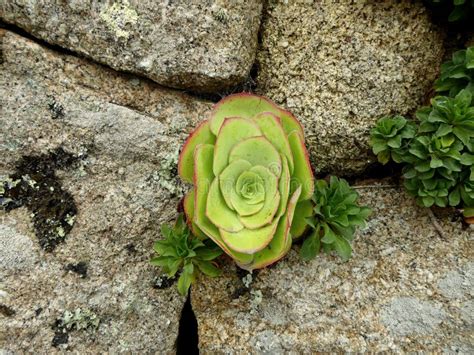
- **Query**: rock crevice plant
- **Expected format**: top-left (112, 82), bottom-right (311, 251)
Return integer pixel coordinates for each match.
top-left (152, 93), bottom-right (373, 294)
top-left (178, 93), bottom-right (314, 271)
top-left (370, 89), bottom-right (474, 220)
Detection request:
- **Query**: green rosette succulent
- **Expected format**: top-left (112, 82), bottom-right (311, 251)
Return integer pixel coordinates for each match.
top-left (369, 116), bottom-right (416, 164)
top-left (417, 89), bottom-right (474, 151)
top-left (435, 47), bottom-right (474, 97)
top-left (404, 174), bottom-right (456, 207)
top-left (178, 93), bottom-right (314, 270)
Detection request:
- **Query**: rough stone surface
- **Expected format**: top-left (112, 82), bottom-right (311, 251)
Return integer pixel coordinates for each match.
top-left (437, 263), bottom-right (474, 300)
top-left (380, 297), bottom-right (446, 336)
top-left (0, 0), bottom-right (263, 93)
top-left (192, 181), bottom-right (474, 353)
top-left (0, 224), bottom-right (38, 271)
top-left (0, 30), bottom-right (213, 353)
top-left (256, 0), bottom-right (444, 175)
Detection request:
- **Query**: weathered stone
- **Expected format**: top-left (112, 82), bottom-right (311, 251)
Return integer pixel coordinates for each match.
top-left (0, 0), bottom-right (263, 93)
top-left (0, 30), bottom-right (213, 353)
top-left (192, 181), bottom-right (473, 352)
top-left (437, 263), bottom-right (474, 300)
top-left (256, 0), bottom-right (444, 175)
top-left (0, 223), bottom-right (38, 271)
top-left (380, 297), bottom-right (446, 336)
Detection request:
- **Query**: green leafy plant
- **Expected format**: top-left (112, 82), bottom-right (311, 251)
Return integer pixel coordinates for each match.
top-left (425, 0), bottom-right (474, 22)
top-left (300, 177), bottom-right (371, 262)
top-left (150, 214), bottom-right (222, 296)
top-left (178, 93), bottom-right (314, 271)
top-left (435, 47), bottom-right (474, 97)
top-left (369, 116), bottom-right (416, 164)
top-left (369, 89), bottom-right (474, 218)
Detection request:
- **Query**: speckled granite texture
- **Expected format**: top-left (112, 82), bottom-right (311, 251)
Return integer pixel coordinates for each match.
top-left (0, 30), bottom-right (212, 353)
top-left (192, 181), bottom-right (474, 353)
top-left (0, 0), bottom-right (262, 93)
top-left (256, 0), bottom-right (444, 175)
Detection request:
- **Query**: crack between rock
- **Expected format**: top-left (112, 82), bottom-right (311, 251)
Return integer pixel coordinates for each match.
top-left (0, 20), bottom-right (221, 104)
top-left (176, 291), bottom-right (199, 355)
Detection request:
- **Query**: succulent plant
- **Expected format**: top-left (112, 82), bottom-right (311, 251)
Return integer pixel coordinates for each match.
top-left (150, 214), bottom-right (223, 296)
top-left (178, 93), bottom-right (314, 270)
top-left (301, 177), bottom-right (371, 262)
top-left (404, 174), bottom-right (455, 207)
top-left (369, 89), bottom-right (474, 220)
top-left (435, 47), bottom-right (474, 97)
top-left (369, 116), bottom-right (416, 164)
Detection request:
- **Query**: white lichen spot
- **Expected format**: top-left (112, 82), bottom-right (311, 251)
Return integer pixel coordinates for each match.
top-left (21, 175), bottom-right (38, 189)
top-left (65, 213), bottom-right (76, 226)
top-left (250, 289), bottom-right (263, 313)
top-left (242, 272), bottom-right (253, 288)
top-left (1, 177), bottom-right (21, 194)
top-left (100, 0), bottom-right (138, 40)
top-left (60, 308), bottom-right (100, 331)
top-left (56, 226), bottom-right (66, 238)
top-left (154, 145), bottom-right (185, 196)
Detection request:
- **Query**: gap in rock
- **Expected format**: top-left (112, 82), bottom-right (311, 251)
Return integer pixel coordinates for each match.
top-left (0, 21), bottom-right (83, 58)
top-left (0, 21), bottom-right (222, 104)
top-left (176, 292), bottom-right (199, 355)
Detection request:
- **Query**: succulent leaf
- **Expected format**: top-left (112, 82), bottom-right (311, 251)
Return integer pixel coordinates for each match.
top-left (435, 47), bottom-right (474, 96)
top-left (178, 120), bottom-right (216, 183)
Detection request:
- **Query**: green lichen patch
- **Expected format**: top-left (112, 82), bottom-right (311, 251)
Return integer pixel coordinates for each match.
top-left (153, 145), bottom-right (185, 197)
top-left (52, 308), bottom-right (100, 347)
top-left (1, 148), bottom-right (80, 251)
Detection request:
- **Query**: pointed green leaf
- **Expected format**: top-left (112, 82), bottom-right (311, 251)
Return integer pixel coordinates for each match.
top-left (300, 231), bottom-right (321, 261)
top-left (195, 260), bottom-right (222, 277)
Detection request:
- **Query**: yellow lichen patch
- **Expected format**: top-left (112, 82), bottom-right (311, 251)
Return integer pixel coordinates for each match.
top-left (100, 0), bottom-right (138, 40)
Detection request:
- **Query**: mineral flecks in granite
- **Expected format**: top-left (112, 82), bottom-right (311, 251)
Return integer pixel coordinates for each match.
top-left (1, 0), bottom-right (263, 93)
top-left (192, 182), bottom-right (473, 352)
top-left (256, 0), bottom-right (444, 175)
top-left (0, 30), bottom-right (213, 353)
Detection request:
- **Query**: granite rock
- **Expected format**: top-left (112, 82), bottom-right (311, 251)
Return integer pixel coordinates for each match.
top-left (0, 30), bottom-right (212, 353)
top-left (0, 0), bottom-right (262, 93)
top-left (256, 0), bottom-right (444, 175)
top-left (191, 181), bottom-right (474, 353)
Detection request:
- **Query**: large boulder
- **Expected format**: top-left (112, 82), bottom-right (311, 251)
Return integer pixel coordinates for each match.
top-left (0, 30), bottom-right (212, 353)
top-left (192, 182), bottom-right (473, 353)
top-left (256, 1), bottom-right (444, 175)
top-left (0, 0), bottom-right (263, 93)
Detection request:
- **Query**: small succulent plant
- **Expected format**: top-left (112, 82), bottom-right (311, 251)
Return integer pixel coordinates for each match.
top-left (151, 214), bottom-right (222, 296)
top-left (300, 177), bottom-right (371, 262)
top-left (370, 89), bottom-right (474, 219)
top-left (369, 116), bottom-right (416, 164)
top-left (178, 93), bottom-right (314, 270)
top-left (435, 47), bottom-right (474, 97)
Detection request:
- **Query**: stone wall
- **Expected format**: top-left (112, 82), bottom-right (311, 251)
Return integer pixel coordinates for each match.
top-left (1, 1), bottom-right (472, 353)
